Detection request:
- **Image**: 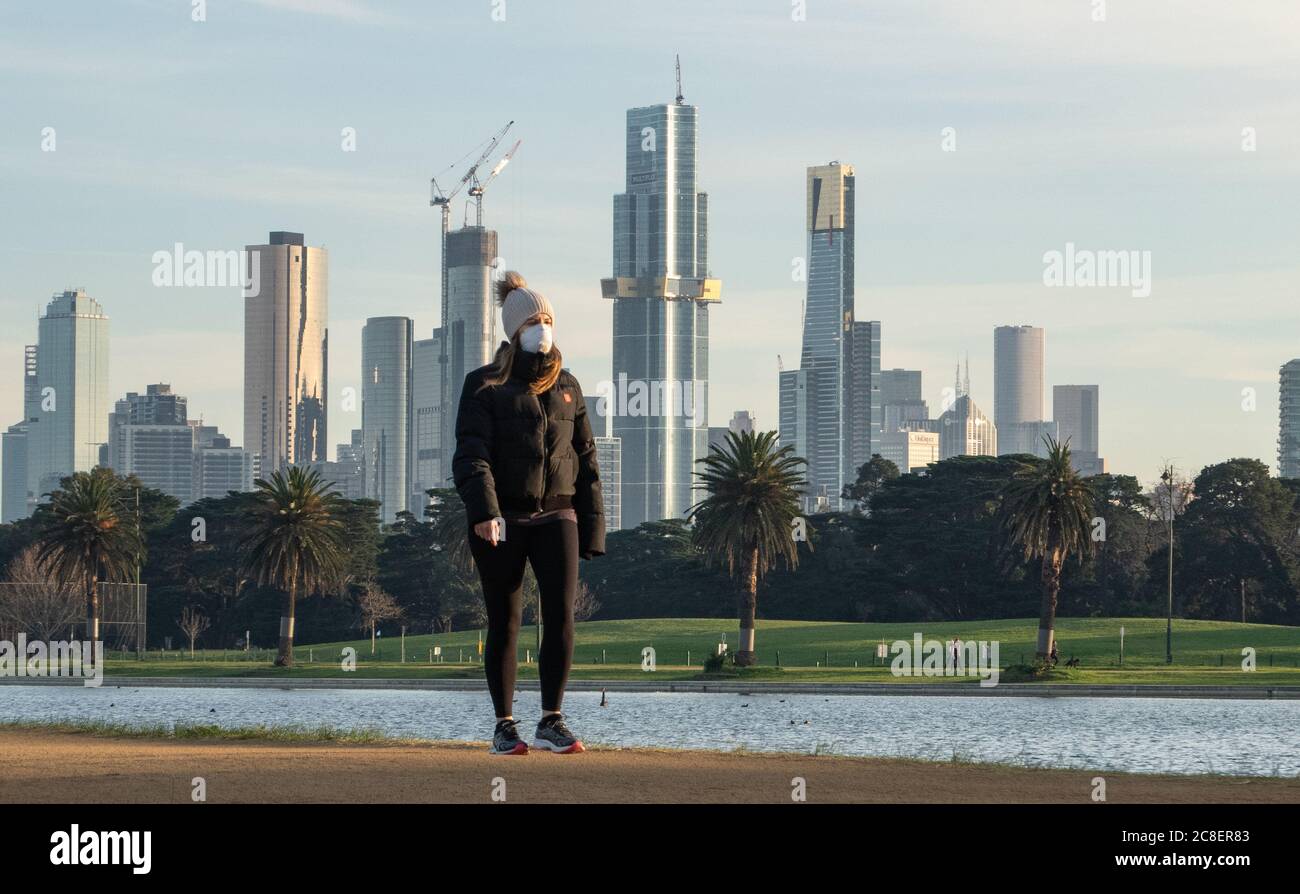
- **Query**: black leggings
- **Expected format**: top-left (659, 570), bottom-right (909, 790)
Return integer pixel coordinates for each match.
top-left (468, 519), bottom-right (579, 717)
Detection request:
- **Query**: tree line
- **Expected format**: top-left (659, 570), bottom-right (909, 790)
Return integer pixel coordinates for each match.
top-left (0, 439), bottom-right (1297, 661)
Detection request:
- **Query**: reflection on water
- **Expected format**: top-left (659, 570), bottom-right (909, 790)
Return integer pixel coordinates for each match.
top-left (1, 685), bottom-right (1295, 777)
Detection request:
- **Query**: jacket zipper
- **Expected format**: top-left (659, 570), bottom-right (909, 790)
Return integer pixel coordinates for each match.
top-left (538, 390), bottom-right (548, 511)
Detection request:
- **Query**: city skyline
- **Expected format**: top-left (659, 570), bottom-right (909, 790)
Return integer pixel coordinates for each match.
top-left (2, 2), bottom-right (1298, 491)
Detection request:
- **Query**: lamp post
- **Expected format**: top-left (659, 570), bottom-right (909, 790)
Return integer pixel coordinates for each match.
top-left (1160, 466), bottom-right (1175, 664)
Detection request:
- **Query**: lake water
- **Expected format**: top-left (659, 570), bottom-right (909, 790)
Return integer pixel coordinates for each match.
top-left (1, 684), bottom-right (1296, 777)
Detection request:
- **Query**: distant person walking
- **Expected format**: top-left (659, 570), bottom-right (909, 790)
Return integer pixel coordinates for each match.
top-left (454, 271), bottom-right (606, 756)
top-left (1049, 640), bottom-right (1060, 667)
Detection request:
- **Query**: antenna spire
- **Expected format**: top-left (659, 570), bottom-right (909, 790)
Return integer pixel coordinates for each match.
top-left (675, 54), bottom-right (684, 104)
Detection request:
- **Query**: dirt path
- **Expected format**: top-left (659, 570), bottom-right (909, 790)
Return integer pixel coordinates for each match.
top-left (0, 729), bottom-right (1294, 804)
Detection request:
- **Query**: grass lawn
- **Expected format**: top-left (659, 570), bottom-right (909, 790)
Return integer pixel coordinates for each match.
top-left (95, 617), bottom-right (1300, 686)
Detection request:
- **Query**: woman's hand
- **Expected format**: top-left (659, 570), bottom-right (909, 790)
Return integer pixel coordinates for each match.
top-left (474, 519), bottom-right (501, 546)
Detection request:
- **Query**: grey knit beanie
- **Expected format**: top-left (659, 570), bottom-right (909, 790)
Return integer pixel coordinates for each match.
top-left (496, 271), bottom-right (555, 341)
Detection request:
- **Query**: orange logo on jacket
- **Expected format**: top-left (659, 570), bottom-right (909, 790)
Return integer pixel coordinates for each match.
top-left (562, 392), bottom-right (572, 403)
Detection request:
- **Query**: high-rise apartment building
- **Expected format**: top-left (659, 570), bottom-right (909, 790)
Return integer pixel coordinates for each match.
top-left (601, 90), bottom-right (721, 527)
top-left (1279, 361), bottom-right (1300, 478)
top-left (243, 231), bottom-right (328, 474)
top-left (107, 384), bottom-right (194, 504)
top-left (595, 436), bottom-right (622, 532)
top-left (411, 332), bottom-right (443, 506)
top-left (2, 345), bottom-right (41, 521)
top-left (361, 317), bottom-right (413, 523)
top-left (193, 429), bottom-right (255, 499)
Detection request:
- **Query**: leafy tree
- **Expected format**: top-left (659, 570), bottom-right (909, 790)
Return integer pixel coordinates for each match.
top-left (1169, 459), bottom-right (1299, 624)
top-left (842, 453), bottom-right (900, 513)
top-left (687, 430), bottom-right (807, 666)
top-left (864, 455), bottom-right (1035, 621)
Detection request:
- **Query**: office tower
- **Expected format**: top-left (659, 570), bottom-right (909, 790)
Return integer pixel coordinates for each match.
top-left (995, 325), bottom-right (1052, 458)
top-left (880, 369), bottom-right (922, 404)
top-left (880, 368), bottom-right (929, 434)
top-left (19, 290), bottom-right (111, 503)
top-left (438, 228), bottom-right (499, 483)
top-left (312, 429), bottom-right (365, 501)
top-left (1279, 361), bottom-right (1300, 478)
top-left (939, 395), bottom-right (997, 459)
top-left (2, 346), bottom-right (41, 521)
top-left (1001, 419), bottom-right (1060, 457)
top-left (881, 430), bottom-right (940, 475)
top-left (994, 324), bottom-right (1044, 429)
top-left (601, 87), bottom-right (721, 527)
top-left (193, 427), bottom-right (255, 500)
top-left (729, 410), bottom-right (755, 436)
top-left (105, 384), bottom-right (195, 504)
top-left (595, 436), bottom-right (622, 532)
top-left (243, 231), bottom-right (328, 474)
top-left (778, 366), bottom-right (810, 472)
top-left (411, 332), bottom-right (443, 506)
top-left (707, 426), bottom-right (729, 453)
top-left (775, 163), bottom-right (879, 512)
top-left (1053, 384), bottom-right (1105, 474)
top-left (361, 317), bottom-right (413, 523)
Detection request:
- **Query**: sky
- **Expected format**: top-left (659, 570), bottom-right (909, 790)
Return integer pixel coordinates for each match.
top-left (1, 0), bottom-right (1298, 487)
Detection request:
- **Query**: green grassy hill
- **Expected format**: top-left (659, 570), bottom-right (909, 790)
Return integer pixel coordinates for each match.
top-left (99, 617), bottom-right (1300, 685)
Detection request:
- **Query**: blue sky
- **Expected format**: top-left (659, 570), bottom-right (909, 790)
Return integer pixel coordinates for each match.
top-left (2, 0), bottom-right (1297, 484)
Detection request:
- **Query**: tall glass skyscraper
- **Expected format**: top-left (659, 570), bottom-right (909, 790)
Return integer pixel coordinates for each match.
top-left (362, 317), bottom-right (414, 523)
top-left (601, 94), bottom-right (722, 528)
top-left (778, 163), bottom-right (879, 511)
top-left (26, 289), bottom-right (110, 501)
top-left (243, 231), bottom-right (328, 473)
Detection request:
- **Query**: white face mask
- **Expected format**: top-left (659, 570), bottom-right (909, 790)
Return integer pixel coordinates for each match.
top-left (520, 322), bottom-right (554, 354)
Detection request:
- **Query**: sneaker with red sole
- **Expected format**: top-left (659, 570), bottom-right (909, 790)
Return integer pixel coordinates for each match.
top-left (533, 714), bottom-right (585, 754)
top-left (488, 718), bottom-right (529, 755)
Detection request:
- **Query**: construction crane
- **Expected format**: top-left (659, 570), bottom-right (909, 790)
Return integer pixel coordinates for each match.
top-left (428, 120), bottom-right (516, 480)
top-left (430, 120), bottom-right (514, 328)
top-left (467, 138), bottom-right (521, 227)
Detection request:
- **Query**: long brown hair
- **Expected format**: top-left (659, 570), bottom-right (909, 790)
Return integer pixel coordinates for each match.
top-left (478, 271), bottom-right (563, 395)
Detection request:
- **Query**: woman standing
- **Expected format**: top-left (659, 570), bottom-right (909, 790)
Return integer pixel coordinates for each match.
top-left (453, 271), bottom-right (605, 755)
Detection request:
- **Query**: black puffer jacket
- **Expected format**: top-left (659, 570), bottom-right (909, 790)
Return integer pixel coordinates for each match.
top-left (452, 348), bottom-right (606, 558)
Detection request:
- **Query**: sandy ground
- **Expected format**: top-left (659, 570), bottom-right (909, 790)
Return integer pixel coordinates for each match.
top-left (1, 729), bottom-right (1295, 804)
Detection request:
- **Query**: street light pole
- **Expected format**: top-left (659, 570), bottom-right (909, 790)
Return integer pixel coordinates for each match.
top-left (1161, 466), bottom-right (1174, 664)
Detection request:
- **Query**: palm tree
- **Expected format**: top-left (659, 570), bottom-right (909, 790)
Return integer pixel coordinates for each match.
top-left (997, 435), bottom-right (1095, 660)
top-left (687, 430), bottom-right (808, 667)
top-left (240, 466), bottom-right (346, 667)
top-left (33, 469), bottom-right (142, 644)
